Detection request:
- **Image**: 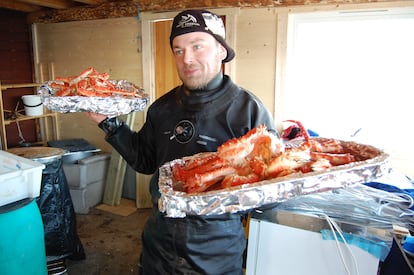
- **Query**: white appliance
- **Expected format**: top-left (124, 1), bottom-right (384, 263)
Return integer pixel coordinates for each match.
top-left (246, 211), bottom-right (386, 275)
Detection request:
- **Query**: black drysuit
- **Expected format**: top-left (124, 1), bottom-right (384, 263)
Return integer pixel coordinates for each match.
top-left (103, 74), bottom-right (276, 274)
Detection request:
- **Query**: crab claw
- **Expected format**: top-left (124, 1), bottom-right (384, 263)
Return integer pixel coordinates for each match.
top-left (284, 120), bottom-right (310, 140)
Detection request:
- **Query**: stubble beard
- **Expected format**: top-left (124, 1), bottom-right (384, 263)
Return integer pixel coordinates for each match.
top-left (183, 77), bottom-right (207, 90)
top-left (180, 67), bottom-right (208, 90)
top-left (180, 52), bottom-right (222, 90)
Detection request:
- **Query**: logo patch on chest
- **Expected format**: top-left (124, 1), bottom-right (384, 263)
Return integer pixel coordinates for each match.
top-left (172, 120), bottom-right (195, 144)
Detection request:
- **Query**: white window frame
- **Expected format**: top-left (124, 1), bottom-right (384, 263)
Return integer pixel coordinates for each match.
top-left (275, 2), bottom-right (414, 178)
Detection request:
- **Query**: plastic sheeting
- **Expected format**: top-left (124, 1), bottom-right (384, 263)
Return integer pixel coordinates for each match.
top-left (274, 183), bottom-right (413, 231)
top-left (36, 158), bottom-right (85, 262)
top-left (264, 179), bottom-right (414, 261)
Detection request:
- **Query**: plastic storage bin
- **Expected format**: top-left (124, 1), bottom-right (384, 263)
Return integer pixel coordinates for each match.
top-left (0, 150), bottom-right (45, 207)
top-left (64, 153), bottom-right (110, 214)
top-left (48, 138), bottom-right (100, 164)
top-left (69, 180), bottom-right (106, 214)
top-left (63, 153), bottom-right (110, 188)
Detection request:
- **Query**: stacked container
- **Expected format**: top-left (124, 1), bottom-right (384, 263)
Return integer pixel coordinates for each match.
top-left (48, 139), bottom-right (110, 214)
top-left (0, 150), bottom-right (47, 275)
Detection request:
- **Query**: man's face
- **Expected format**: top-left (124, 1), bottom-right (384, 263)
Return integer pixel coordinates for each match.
top-left (172, 32), bottom-right (227, 90)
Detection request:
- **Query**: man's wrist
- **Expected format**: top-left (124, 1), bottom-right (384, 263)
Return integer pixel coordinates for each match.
top-left (98, 117), bottom-right (123, 135)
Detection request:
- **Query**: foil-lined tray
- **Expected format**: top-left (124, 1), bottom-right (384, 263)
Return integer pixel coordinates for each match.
top-left (158, 138), bottom-right (390, 217)
top-left (38, 80), bottom-right (150, 117)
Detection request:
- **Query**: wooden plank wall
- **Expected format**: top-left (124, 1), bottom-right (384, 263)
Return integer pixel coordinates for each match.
top-left (0, 9), bottom-right (37, 147)
top-left (235, 8), bottom-right (278, 116)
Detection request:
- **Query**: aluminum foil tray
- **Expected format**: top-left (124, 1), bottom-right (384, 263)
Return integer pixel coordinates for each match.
top-left (158, 138), bottom-right (390, 217)
top-left (38, 80), bottom-right (149, 117)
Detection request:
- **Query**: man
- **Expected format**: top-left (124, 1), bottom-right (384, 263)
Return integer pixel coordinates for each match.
top-left (88, 9), bottom-right (276, 274)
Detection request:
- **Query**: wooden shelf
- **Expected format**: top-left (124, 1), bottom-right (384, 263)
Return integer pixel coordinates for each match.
top-left (0, 81), bottom-right (59, 150)
top-left (4, 112), bottom-right (57, 125)
top-left (1, 83), bottom-right (43, 90)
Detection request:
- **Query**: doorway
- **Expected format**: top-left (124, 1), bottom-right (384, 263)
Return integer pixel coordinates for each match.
top-left (154, 19), bottom-right (181, 99)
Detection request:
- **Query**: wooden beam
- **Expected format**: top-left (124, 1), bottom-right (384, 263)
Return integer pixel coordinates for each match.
top-left (102, 113), bottom-right (136, 206)
top-left (26, 0), bottom-right (408, 24)
top-left (0, 0), bottom-right (43, 13)
top-left (73, 0), bottom-right (102, 4)
top-left (18, 0), bottom-right (76, 9)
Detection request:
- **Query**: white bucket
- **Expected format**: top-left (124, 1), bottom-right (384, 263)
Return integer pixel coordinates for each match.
top-left (21, 95), bottom-right (43, 116)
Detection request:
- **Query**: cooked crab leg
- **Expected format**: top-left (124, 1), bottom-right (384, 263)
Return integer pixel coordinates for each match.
top-left (50, 68), bottom-right (141, 98)
top-left (172, 122), bottom-right (361, 193)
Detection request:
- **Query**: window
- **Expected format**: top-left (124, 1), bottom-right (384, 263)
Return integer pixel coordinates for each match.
top-left (283, 7), bottom-right (414, 177)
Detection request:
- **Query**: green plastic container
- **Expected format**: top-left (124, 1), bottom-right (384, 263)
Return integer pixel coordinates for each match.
top-left (0, 199), bottom-right (47, 275)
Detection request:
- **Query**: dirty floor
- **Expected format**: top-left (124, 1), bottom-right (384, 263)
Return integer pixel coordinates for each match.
top-left (65, 205), bottom-right (152, 275)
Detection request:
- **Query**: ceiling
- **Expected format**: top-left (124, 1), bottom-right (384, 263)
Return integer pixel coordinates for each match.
top-left (0, 0), bottom-right (107, 13)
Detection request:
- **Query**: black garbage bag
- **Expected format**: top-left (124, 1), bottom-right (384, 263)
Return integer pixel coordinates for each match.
top-left (36, 158), bottom-right (85, 261)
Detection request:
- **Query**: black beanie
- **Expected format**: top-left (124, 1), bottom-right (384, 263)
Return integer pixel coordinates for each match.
top-left (170, 10), bottom-right (235, 63)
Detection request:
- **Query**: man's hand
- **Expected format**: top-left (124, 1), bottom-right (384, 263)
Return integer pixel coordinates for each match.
top-left (85, 112), bottom-right (107, 124)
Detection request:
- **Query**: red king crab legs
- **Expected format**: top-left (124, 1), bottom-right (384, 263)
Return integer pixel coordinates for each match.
top-left (172, 121), bottom-right (355, 194)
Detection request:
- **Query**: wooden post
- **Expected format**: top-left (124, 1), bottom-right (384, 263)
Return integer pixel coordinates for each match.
top-left (102, 113), bottom-right (136, 206)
